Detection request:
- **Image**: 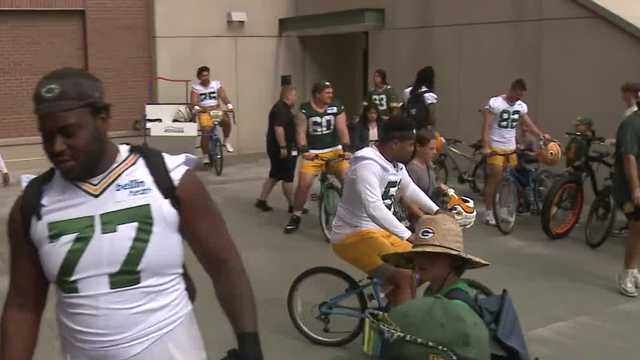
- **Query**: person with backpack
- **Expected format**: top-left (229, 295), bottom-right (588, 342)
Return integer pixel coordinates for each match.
top-left (0, 68), bottom-right (263, 360)
top-left (403, 66), bottom-right (439, 130)
top-left (382, 214), bottom-right (530, 360)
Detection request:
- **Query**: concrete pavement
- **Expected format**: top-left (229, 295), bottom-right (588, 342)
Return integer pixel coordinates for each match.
top-left (0, 156), bottom-right (636, 360)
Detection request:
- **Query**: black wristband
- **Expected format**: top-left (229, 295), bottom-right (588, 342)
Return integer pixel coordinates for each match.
top-left (341, 143), bottom-right (352, 153)
top-left (237, 332), bottom-right (263, 360)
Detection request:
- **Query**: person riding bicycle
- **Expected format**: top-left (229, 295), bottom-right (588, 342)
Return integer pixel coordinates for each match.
top-left (363, 69), bottom-right (402, 121)
top-left (380, 214), bottom-right (490, 360)
top-left (565, 116), bottom-right (596, 168)
top-left (284, 81), bottom-right (352, 234)
top-left (191, 65), bottom-right (236, 155)
top-left (0, 68), bottom-right (262, 360)
top-left (481, 78), bottom-right (551, 225)
top-left (329, 116), bottom-right (476, 307)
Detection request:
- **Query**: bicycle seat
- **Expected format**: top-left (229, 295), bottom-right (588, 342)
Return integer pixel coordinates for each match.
top-left (445, 137), bottom-right (462, 145)
top-left (470, 140), bottom-right (483, 151)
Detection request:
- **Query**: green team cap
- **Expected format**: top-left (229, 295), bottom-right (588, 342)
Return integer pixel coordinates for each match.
top-left (574, 116), bottom-right (593, 127)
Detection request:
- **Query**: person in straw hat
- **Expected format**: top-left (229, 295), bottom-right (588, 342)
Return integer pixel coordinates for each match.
top-left (381, 213), bottom-right (490, 360)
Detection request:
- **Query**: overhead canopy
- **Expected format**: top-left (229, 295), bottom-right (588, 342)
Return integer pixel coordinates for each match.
top-left (279, 8), bottom-right (384, 36)
top-left (575, 0), bottom-right (640, 39)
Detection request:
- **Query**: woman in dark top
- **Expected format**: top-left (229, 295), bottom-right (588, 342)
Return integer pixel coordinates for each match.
top-left (351, 104), bottom-right (382, 151)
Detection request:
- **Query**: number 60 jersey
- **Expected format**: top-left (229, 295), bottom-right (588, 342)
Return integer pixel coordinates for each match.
top-left (485, 95), bottom-right (528, 150)
top-left (300, 101), bottom-right (344, 151)
top-left (29, 145), bottom-right (192, 360)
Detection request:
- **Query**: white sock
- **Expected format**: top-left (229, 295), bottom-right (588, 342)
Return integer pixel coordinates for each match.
top-left (293, 211), bottom-right (302, 217)
top-left (0, 154), bottom-right (7, 173)
top-left (623, 269), bottom-right (638, 277)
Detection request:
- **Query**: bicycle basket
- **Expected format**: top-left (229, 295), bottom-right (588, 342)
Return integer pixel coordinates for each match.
top-left (362, 310), bottom-right (458, 359)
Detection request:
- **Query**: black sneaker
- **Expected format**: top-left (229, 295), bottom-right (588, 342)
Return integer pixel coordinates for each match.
top-left (255, 200), bottom-right (273, 212)
top-left (284, 215), bottom-right (301, 234)
top-left (288, 206), bottom-right (309, 215)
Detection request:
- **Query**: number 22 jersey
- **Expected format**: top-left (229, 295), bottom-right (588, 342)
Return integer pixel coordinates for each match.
top-left (485, 95), bottom-right (528, 150)
top-left (28, 145), bottom-right (192, 360)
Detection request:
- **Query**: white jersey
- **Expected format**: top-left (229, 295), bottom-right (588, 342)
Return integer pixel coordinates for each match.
top-left (29, 145), bottom-right (192, 360)
top-left (330, 146), bottom-right (439, 243)
top-left (485, 95), bottom-right (528, 150)
top-left (192, 80), bottom-right (222, 107)
top-left (624, 104), bottom-right (638, 118)
top-left (402, 85), bottom-right (438, 105)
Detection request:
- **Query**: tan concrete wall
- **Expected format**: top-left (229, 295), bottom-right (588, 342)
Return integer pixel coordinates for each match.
top-left (297, 0), bottom-right (640, 142)
top-left (154, 0), bottom-right (302, 154)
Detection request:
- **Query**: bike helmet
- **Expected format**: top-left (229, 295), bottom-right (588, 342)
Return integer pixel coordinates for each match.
top-left (446, 190), bottom-right (476, 229)
top-left (538, 141), bottom-right (562, 166)
top-left (434, 131), bottom-right (446, 154)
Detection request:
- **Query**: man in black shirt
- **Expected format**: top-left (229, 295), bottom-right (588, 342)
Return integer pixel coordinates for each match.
top-left (256, 86), bottom-right (299, 211)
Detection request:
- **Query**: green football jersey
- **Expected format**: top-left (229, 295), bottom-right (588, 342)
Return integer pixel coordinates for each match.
top-left (300, 101), bottom-right (345, 150)
top-left (363, 85), bottom-right (400, 119)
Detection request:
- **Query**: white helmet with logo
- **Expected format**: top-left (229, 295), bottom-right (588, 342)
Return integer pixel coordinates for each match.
top-left (446, 189), bottom-right (476, 229)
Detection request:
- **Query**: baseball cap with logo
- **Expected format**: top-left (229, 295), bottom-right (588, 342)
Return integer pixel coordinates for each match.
top-left (574, 116), bottom-right (593, 127)
top-left (33, 68), bottom-right (106, 115)
top-left (382, 214), bottom-right (489, 270)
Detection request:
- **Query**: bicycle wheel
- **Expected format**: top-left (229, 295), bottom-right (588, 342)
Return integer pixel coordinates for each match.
top-left (470, 157), bottom-right (486, 194)
top-left (319, 184), bottom-right (341, 243)
top-left (541, 178), bottom-right (584, 239)
top-left (213, 137), bottom-right (224, 176)
top-left (433, 155), bottom-right (449, 185)
top-left (532, 170), bottom-right (554, 213)
top-left (287, 267), bottom-right (367, 346)
top-left (585, 188), bottom-right (616, 249)
top-left (493, 176), bottom-right (518, 234)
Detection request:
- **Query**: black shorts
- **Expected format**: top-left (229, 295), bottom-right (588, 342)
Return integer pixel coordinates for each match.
top-left (268, 149), bottom-right (297, 183)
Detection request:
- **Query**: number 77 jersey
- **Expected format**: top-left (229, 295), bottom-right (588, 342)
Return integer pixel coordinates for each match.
top-left (485, 95), bottom-right (528, 150)
top-left (28, 145), bottom-right (192, 360)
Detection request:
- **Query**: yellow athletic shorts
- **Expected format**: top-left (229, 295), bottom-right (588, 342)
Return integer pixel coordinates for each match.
top-left (198, 111), bottom-right (225, 130)
top-left (332, 229), bottom-right (412, 273)
top-left (299, 148), bottom-right (349, 176)
top-left (486, 147), bottom-right (518, 167)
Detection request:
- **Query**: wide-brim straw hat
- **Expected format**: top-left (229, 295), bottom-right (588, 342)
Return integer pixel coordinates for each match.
top-left (382, 214), bottom-right (490, 270)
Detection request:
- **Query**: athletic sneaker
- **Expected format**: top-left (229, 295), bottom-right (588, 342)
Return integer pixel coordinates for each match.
top-left (288, 206), bottom-right (309, 215)
top-left (617, 272), bottom-right (639, 297)
top-left (631, 270), bottom-right (640, 289)
top-left (255, 200), bottom-right (273, 212)
top-left (224, 143), bottom-right (234, 153)
top-left (484, 211), bottom-right (496, 226)
top-left (284, 215), bottom-right (301, 234)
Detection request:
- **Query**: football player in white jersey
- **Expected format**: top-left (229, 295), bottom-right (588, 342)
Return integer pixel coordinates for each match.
top-left (481, 78), bottom-right (550, 225)
top-left (1, 68), bottom-right (262, 360)
top-left (191, 65), bottom-right (236, 153)
top-left (330, 116), bottom-right (475, 306)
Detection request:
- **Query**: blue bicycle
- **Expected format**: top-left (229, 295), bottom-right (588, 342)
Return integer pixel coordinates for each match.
top-left (287, 266), bottom-right (492, 350)
top-left (201, 110), bottom-right (227, 176)
top-left (287, 266), bottom-right (385, 346)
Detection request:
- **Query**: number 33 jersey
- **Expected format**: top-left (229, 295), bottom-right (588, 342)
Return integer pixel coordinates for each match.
top-left (485, 95), bottom-right (528, 150)
top-left (29, 145), bottom-right (192, 360)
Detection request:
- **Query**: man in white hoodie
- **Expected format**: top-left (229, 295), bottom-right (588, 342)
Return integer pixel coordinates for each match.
top-left (330, 116), bottom-right (475, 306)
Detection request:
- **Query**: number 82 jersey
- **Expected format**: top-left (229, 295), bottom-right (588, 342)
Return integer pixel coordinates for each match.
top-left (300, 101), bottom-right (344, 151)
top-left (485, 95), bottom-right (528, 150)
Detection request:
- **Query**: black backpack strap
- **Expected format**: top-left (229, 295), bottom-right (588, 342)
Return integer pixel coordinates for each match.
top-left (20, 168), bottom-right (56, 237)
top-left (130, 145), bottom-right (180, 210)
top-left (445, 287), bottom-right (482, 316)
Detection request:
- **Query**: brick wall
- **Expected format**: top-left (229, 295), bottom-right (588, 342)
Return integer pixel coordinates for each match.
top-left (0, 0), bottom-right (154, 139)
